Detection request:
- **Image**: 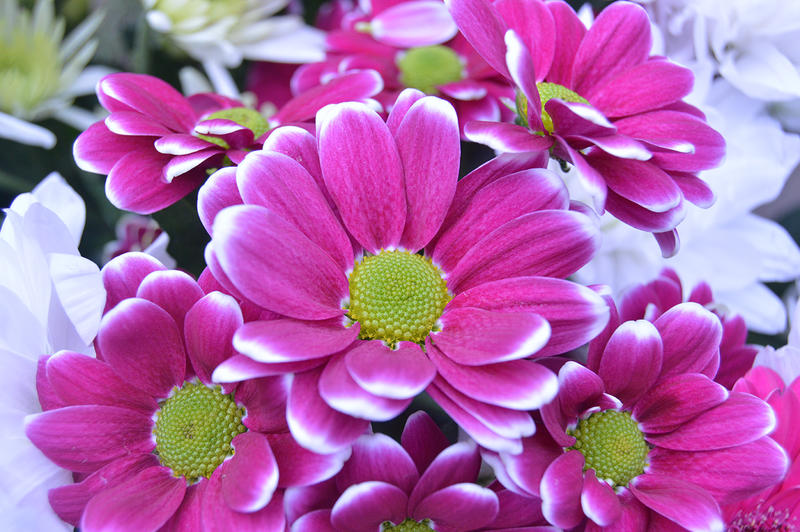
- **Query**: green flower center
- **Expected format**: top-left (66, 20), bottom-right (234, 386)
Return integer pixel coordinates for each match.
top-left (382, 518), bottom-right (435, 531)
top-left (150, 0), bottom-right (248, 31)
top-left (195, 107), bottom-right (270, 149)
top-left (397, 45), bottom-right (464, 95)
top-left (567, 410), bottom-right (649, 488)
top-left (153, 382), bottom-right (246, 482)
top-left (515, 82), bottom-right (588, 133)
top-left (347, 250), bottom-right (450, 345)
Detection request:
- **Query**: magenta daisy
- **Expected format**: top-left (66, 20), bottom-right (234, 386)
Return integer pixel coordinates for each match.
top-left (484, 298), bottom-right (787, 530)
top-left (446, 0), bottom-right (725, 254)
top-left (25, 253), bottom-right (349, 531)
top-left (201, 90), bottom-right (609, 455)
top-left (73, 70), bottom-right (383, 214)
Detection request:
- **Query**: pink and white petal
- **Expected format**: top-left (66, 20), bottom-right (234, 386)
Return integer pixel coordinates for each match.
top-left (401, 411), bottom-right (451, 474)
top-left (557, 361), bottom-right (605, 419)
top-left (503, 30), bottom-right (544, 132)
top-left (25, 405), bottom-right (154, 473)
top-left (432, 168), bottom-right (568, 271)
top-left (464, 121), bottom-right (553, 153)
top-left (154, 133), bottom-right (214, 155)
top-left (581, 469), bottom-right (622, 527)
top-left (237, 151), bottom-right (354, 270)
top-left (408, 440), bottom-right (481, 509)
top-left (629, 475), bottom-right (724, 532)
top-left (571, 2), bottom-right (652, 95)
top-left (234, 318), bottom-right (358, 363)
top-left (412, 483), bottom-right (499, 530)
top-left (287, 368), bottom-right (371, 454)
top-left (654, 230), bottom-right (680, 258)
top-left (445, 0), bottom-right (510, 79)
top-left (336, 433), bottom-right (419, 494)
top-left (331, 481), bottom-right (408, 532)
top-left (316, 102), bottom-right (406, 253)
top-left (587, 60), bottom-right (694, 117)
top-left (344, 341), bottom-right (435, 399)
top-left (634, 373), bottom-right (729, 434)
top-left (546, 1), bottom-right (586, 87)
top-left (97, 73), bottom-right (196, 131)
top-left (432, 307), bottom-right (551, 365)
top-left (448, 276), bottom-right (610, 358)
top-left (597, 320), bottom-right (663, 408)
top-left (604, 189), bottom-right (686, 233)
top-left (292, 509), bottom-right (337, 532)
top-left (438, 80), bottom-right (487, 101)
top-left (654, 302), bottom-right (722, 382)
top-left (540, 450), bottom-right (586, 529)
top-left (646, 392), bottom-right (776, 451)
top-left (212, 205), bottom-right (348, 320)
top-left (500, 431), bottom-right (564, 499)
top-left (101, 251), bottom-right (166, 313)
top-left (221, 432), bottom-right (279, 513)
top-left (496, 0), bottom-right (555, 82)
top-left (386, 88), bottom-right (426, 134)
top-left (105, 110), bottom-right (174, 137)
top-left (160, 481), bottom-right (203, 532)
top-left (671, 172), bottom-right (714, 209)
top-left (136, 269), bottom-right (204, 330)
top-left (319, 353), bottom-right (412, 421)
top-left (585, 153), bottom-right (681, 213)
top-left (105, 151), bottom-right (205, 214)
top-left (429, 345), bottom-right (557, 410)
top-left (371, 0), bottom-right (457, 47)
top-left (235, 376), bottom-right (289, 433)
top-left (46, 350), bottom-right (157, 413)
top-left (213, 354), bottom-right (325, 383)
top-left (447, 210), bottom-right (599, 293)
top-left (261, 126), bottom-right (323, 186)
top-left (553, 139), bottom-right (608, 212)
top-left (73, 122), bottom-right (155, 174)
top-left (568, 132), bottom-right (652, 162)
top-left (284, 480), bottom-right (338, 525)
top-left (80, 466), bottom-right (186, 532)
top-left (202, 469), bottom-right (286, 532)
top-left (203, 243), bottom-right (251, 304)
top-left (163, 149), bottom-right (220, 183)
top-left (395, 96), bottom-right (460, 250)
top-left (546, 99), bottom-right (615, 136)
top-left (268, 432), bottom-right (350, 488)
top-left (198, 167), bottom-right (242, 235)
top-left (184, 291), bottom-right (243, 385)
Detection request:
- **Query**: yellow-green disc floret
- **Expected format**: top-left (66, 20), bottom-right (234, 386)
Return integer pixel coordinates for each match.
top-left (347, 250), bottom-right (450, 345)
top-left (382, 518), bottom-right (435, 531)
top-left (153, 382), bottom-right (246, 482)
top-left (195, 107), bottom-right (271, 149)
top-left (397, 45), bottom-right (464, 95)
top-left (515, 82), bottom-right (589, 133)
top-left (567, 410), bottom-right (649, 488)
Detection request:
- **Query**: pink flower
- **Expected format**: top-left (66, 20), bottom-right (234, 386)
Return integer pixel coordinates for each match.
top-left (74, 71), bottom-right (383, 214)
top-left (201, 90), bottom-right (609, 455)
top-left (727, 367), bottom-right (800, 531)
top-left (484, 298), bottom-right (787, 530)
top-left (25, 253), bottom-right (348, 531)
top-left (447, 0), bottom-right (725, 254)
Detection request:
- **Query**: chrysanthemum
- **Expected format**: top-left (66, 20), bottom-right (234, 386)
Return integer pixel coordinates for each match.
top-left (484, 299), bottom-right (787, 530)
top-left (73, 70), bottom-right (383, 213)
top-left (102, 214), bottom-right (175, 268)
top-left (202, 90), bottom-right (609, 454)
top-left (25, 253), bottom-right (348, 531)
top-left (447, 0), bottom-right (725, 254)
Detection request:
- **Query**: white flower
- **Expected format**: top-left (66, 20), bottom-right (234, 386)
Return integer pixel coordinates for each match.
top-left (0, 174), bottom-right (105, 530)
top-left (0, 0), bottom-right (112, 148)
top-left (566, 79), bottom-right (800, 334)
top-left (755, 290), bottom-right (800, 383)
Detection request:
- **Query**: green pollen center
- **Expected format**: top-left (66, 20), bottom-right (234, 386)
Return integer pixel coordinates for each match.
top-left (195, 107), bottom-right (270, 149)
top-left (515, 82), bottom-right (588, 133)
top-left (153, 382), bottom-right (246, 481)
top-left (382, 518), bottom-right (435, 531)
top-left (347, 250), bottom-right (450, 345)
top-left (397, 45), bottom-right (464, 95)
top-left (567, 410), bottom-right (649, 488)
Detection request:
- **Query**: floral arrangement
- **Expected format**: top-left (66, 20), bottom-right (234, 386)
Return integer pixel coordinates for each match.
top-left (2, 0), bottom-right (800, 530)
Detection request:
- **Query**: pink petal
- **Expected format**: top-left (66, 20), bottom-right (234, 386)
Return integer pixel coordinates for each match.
top-left (546, 1), bottom-right (586, 86)
top-left (604, 188), bottom-right (686, 233)
top-left (571, 2), bottom-right (652, 95)
top-left (80, 466), bottom-right (186, 531)
top-left (105, 110), bottom-right (174, 136)
top-left (197, 167), bottom-right (243, 235)
top-left (408, 440), bottom-right (481, 509)
top-left (154, 132), bottom-right (214, 155)
top-left (395, 96), bottom-right (460, 250)
top-left (162, 149), bottom-right (221, 183)
top-left (202, 468), bottom-right (286, 532)
top-left (136, 269), bottom-right (204, 331)
top-left (212, 354), bottom-right (325, 383)
top-left (654, 302), bottom-right (722, 382)
top-left (234, 376), bottom-right (289, 434)
top-left (646, 392), bottom-right (777, 451)
top-left (654, 229), bottom-right (680, 258)
top-left (499, 431), bottom-right (564, 498)
top-left (292, 509), bottom-right (337, 532)
top-left (344, 341), bottom-right (436, 399)
top-left (429, 347), bottom-right (557, 410)
top-left (672, 171), bottom-right (714, 209)
top-left (73, 122), bottom-right (155, 174)
top-left (212, 204), bottom-right (348, 320)
top-left (634, 373), bottom-right (729, 434)
top-left (25, 405), bottom-right (154, 473)
top-left (432, 168), bottom-right (568, 272)
top-left (261, 126), bottom-right (322, 185)
top-left (447, 210), bottom-right (599, 293)
top-left (184, 291), bottom-right (243, 385)
top-left (464, 120), bottom-right (553, 153)
top-left (336, 433), bottom-right (419, 494)
top-left (160, 482), bottom-right (203, 531)
top-left (412, 483), bottom-right (499, 529)
top-left (371, 0), bottom-right (458, 47)
top-left (268, 432), bottom-right (349, 488)
top-left (316, 102), bottom-right (406, 253)
top-left (432, 307), bottom-right (551, 365)
top-left (386, 88), bottom-right (427, 134)
top-left (437, 80), bottom-right (487, 100)
top-left (234, 318), bottom-right (358, 363)
top-left (287, 368), bottom-right (370, 454)
top-left (503, 30), bottom-right (544, 132)
top-left (318, 353), bottom-right (412, 421)
top-left (597, 320), bottom-right (663, 407)
top-left (445, 0), bottom-right (510, 78)
top-left (102, 251), bottom-right (166, 312)
top-left (496, 0), bottom-right (555, 82)
top-left (540, 450), bottom-right (586, 529)
top-left (401, 411), bottom-right (451, 473)
top-left (237, 150), bottom-right (354, 270)
top-left (46, 350), bottom-right (157, 413)
top-left (581, 469), bottom-right (622, 526)
top-left (222, 432), bottom-right (279, 513)
top-left (554, 139), bottom-right (608, 211)
top-left (629, 474), bottom-right (724, 532)
top-left (97, 73), bottom-right (196, 131)
top-left (331, 481), bottom-right (408, 532)
top-left (557, 361), bottom-right (605, 419)
top-left (98, 298), bottom-right (185, 397)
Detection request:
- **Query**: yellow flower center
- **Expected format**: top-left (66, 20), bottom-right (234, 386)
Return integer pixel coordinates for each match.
top-left (516, 82), bottom-right (588, 133)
